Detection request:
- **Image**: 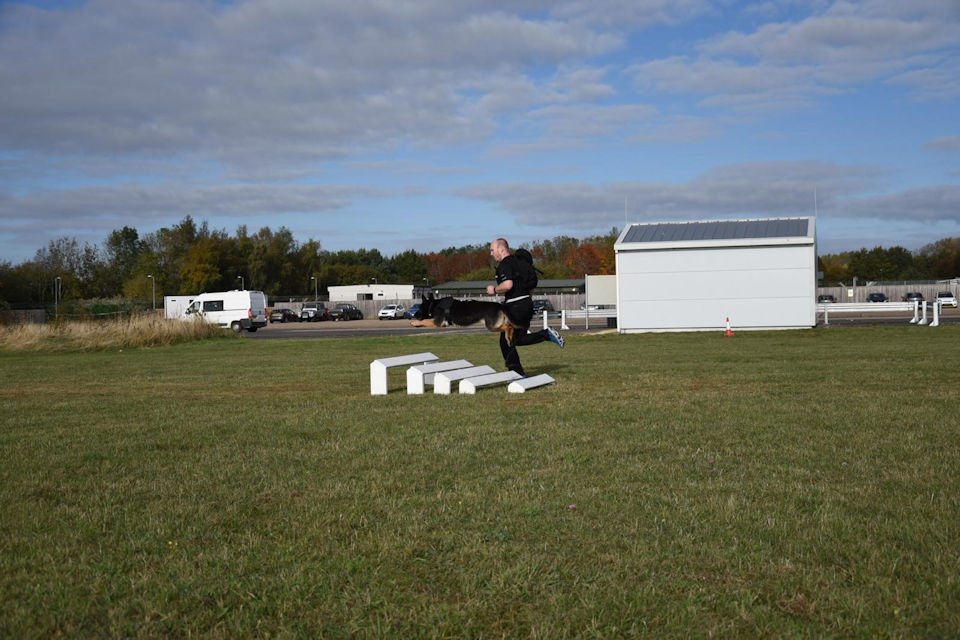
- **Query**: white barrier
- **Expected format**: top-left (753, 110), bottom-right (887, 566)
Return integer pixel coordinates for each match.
top-left (433, 366), bottom-right (496, 395)
top-left (406, 360), bottom-right (474, 394)
top-left (459, 371), bottom-right (523, 394)
top-left (370, 352), bottom-right (439, 395)
top-left (507, 374), bottom-right (555, 393)
top-left (818, 301), bottom-right (919, 326)
top-left (561, 308), bottom-right (617, 330)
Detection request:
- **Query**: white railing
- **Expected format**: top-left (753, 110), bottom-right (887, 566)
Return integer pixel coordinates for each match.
top-left (817, 300), bottom-right (941, 326)
top-left (557, 308), bottom-right (617, 330)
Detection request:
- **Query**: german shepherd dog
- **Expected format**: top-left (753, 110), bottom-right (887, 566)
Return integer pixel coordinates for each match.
top-left (410, 294), bottom-right (520, 344)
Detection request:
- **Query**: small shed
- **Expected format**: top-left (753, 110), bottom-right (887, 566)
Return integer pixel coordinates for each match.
top-left (614, 217), bottom-right (816, 332)
top-left (328, 284), bottom-right (418, 302)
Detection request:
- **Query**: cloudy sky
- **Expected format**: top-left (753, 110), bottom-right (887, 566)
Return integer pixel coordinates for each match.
top-left (1, 0), bottom-right (959, 264)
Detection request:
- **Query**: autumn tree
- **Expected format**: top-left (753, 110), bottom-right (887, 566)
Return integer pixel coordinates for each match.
top-left (180, 236), bottom-right (225, 293)
top-left (563, 243), bottom-right (610, 276)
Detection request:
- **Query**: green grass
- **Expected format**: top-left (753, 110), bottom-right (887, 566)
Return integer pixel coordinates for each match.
top-left (2, 326), bottom-right (959, 638)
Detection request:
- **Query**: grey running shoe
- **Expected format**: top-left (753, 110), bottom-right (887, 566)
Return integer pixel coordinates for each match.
top-left (547, 327), bottom-right (565, 348)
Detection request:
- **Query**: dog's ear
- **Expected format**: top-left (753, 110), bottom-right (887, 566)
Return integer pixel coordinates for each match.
top-left (416, 296), bottom-right (432, 318)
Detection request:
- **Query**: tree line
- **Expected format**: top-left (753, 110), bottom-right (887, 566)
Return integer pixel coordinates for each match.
top-left (0, 217), bottom-right (620, 307)
top-left (817, 239), bottom-right (960, 285)
top-left (2, 215), bottom-right (957, 309)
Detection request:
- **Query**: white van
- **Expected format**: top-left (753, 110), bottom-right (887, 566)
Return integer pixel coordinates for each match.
top-left (181, 290), bottom-right (267, 332)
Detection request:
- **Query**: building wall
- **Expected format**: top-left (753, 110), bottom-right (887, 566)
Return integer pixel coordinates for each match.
top-left (328, 285), bottom-right (414, 302)
top-left (616, 244), bottom-right (816, 332)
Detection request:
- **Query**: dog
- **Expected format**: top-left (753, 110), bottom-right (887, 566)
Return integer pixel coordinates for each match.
top-left (410, 294), bottom-right (520, 344)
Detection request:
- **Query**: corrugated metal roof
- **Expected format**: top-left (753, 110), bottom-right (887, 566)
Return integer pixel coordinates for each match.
top-left (621, 218), bottom-right (810, 244)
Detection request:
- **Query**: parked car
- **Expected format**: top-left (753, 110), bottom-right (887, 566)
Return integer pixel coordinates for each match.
top-left (329, 303), bottom-right (363, 321)
top-left (817, 294), bottom-right (837, 303)
top-left (580, 303), bottom-right (601, 311)
top-left (269, 308), bottom-right (300, 323)
top-left (406, 303), bottom-right (421, 319)
top-left (866, 292), bottom-right (888, 302)
top-left (532, 299), bottom-right (554, 313)
top-left (936, 291), bottom-right (958, 308)
top-left (300, 302), bottom-right (329, 322)
top-left (902, 292), bottom-right (924, 303)
top-left (378, 304), bottom-right (406, 320)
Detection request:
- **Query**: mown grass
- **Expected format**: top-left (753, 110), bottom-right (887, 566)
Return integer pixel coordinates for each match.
top-left (0, 315), bottom-right (235, 351)
top-left (1, 326), bottom-right (958, 638)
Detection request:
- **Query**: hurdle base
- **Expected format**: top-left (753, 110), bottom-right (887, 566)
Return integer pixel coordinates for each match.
top-left (370, 352), bottom-right (439, 395)
top-left (433, 365), bottom-right (496, 395)
top-left (459, 371), bottom-right (522, 394)
top-left (507, 374), bottom-right (555, 393)
top-left (407, 359), bottom-right (474, 394)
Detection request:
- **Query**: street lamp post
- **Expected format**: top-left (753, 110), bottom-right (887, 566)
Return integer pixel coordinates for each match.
top-left (147, 274), bottom-right (155, 310)
top-left (237, 275), bottom-right (244, 290)
top-left (311, 276), bottom-right (317, 301)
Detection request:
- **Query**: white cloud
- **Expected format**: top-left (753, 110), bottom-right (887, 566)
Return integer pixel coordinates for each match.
top-left (454, 160), bottom-right (960, 230)
top-left (0, 0), bottom-right (957, 261)
top-left (923, 136), bottom-right (960, 151)
top-left (630, 0), bottom-right (960, 109)
top-left (0, 0), bottom-right (634, 176)
top-left (0, 183), bottom-right (383, 228)
top-left (839, 185), bottom-right (960, 221)
top-left (550, 0), bottom-right (715, 29)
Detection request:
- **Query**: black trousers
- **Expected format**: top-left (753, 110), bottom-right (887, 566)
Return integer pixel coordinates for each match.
top-left (500, 297), bottom-right (550, 376)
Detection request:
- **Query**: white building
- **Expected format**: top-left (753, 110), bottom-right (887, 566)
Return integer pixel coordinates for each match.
top-left (614, 217), bottom-right (817, 332)
top-left (328, 284), bottom-right (416, 302)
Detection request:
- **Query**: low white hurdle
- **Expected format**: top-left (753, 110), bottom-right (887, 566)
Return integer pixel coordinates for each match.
top-left (406, 360), bottom-right (474, 395)
top-left (433, 365), bottom-right (496, 395)
top-left (370, 352), bottom-right (439, 395)
top-left (459, 371), bottom-right (523, 394)
top-left (507, 373), bottom-right (556, 393)
top-left (561, 308), bottom-right (617, 330)
top-left (818, 301), bottom-right (918, 325)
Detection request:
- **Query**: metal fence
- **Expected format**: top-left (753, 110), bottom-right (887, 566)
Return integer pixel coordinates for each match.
top-left (817, 283), bottom-right (959, 304)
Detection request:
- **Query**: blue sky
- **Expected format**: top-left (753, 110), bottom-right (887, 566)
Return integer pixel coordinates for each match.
top-left (1, 0), bottom-right (959, 264)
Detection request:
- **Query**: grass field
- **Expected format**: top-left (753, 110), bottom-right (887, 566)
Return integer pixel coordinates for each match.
top-left (2, 325), bottom-right (959, 638)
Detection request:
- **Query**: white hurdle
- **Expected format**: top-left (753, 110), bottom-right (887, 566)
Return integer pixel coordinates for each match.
top-left (459, 371), bottom-right (523, 394)
top-left (370, 352), bottom-right (439, 395)
top-left (433, 365), bottom-right (496, 395)
top-left (406, 360), bottom-right (474, 394)
top-left (507, 373), bottom-right (555, 393)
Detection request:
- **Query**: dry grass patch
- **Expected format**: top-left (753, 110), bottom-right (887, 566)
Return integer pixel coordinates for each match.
top-left (0, 314), bottom-right (235, 351)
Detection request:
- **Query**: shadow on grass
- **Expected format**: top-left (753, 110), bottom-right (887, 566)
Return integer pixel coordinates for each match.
top-left (529, 363), bottom-right (568, 376)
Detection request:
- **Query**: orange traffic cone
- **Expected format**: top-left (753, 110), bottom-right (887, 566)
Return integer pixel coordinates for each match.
top-left (724, 317), bottom-right (734, 337)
